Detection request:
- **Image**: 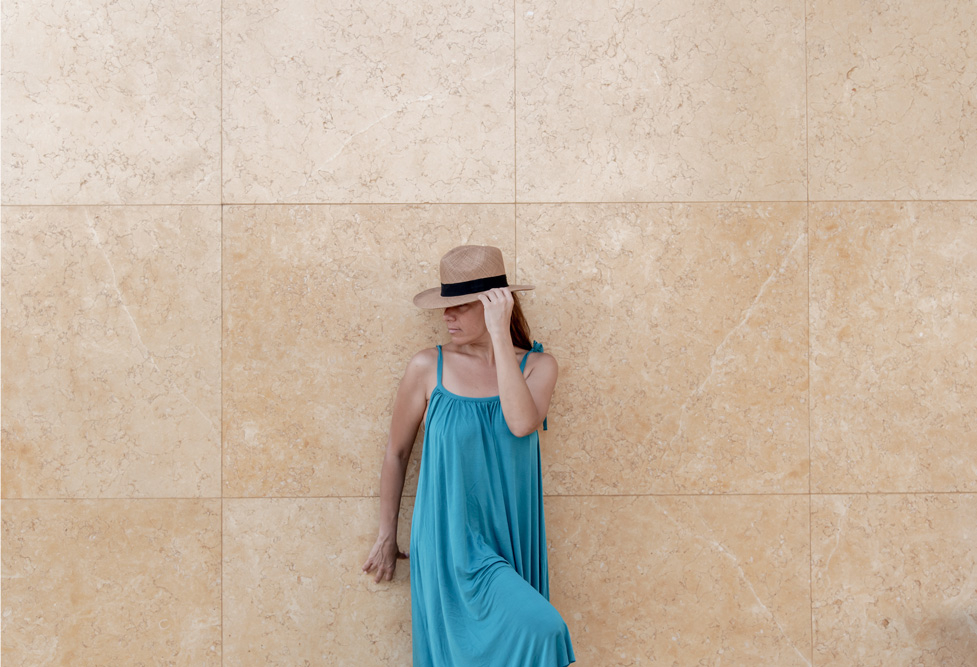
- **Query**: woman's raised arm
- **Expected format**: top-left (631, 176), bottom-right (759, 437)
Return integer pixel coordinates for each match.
top-left (479, 288), bottom-right (558, 438)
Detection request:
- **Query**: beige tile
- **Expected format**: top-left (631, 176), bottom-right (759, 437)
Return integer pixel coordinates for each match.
top-left (222, 204), bottom-right (515, 497)
top-left (808, 0), bottom-right (977, 200)
top-left (811, 203), bottom-right (977, 493)
top-left (0, 0), bottom-right (220, 205)
top-left (547, 495), bottom-right (812, 665)
top-left (812, 494), bottom-right (977, 666)
top-left (222, 0), bottom-right (514, 204)
top-left (519, 203), bottom-right (808, 495)
top-left (1, 207), bottom-right (221, 498)
top-left (223, 497), bottom-right (414, 665)
top-left (1, 499), bottom-right (221, 665)
top-left (515, 0), bottom-right (806, 202)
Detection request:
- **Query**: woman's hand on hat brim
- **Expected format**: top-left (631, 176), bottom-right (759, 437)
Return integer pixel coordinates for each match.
top-left (478, 287), bottom-right (513, 340)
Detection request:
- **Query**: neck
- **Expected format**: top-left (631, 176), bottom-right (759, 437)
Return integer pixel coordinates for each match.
top-left (458, 335), bottom-right (496, 364)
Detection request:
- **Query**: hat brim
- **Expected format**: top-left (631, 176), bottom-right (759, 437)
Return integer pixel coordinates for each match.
top-left (413, 284), bottom-right (535, 309)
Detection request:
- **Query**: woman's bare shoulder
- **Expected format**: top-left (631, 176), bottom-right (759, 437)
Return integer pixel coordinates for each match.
top-left (398, 348), bottom-right (438, 398)
top-left (405, 347), bottom-right (438, 374)
top-left (523, 350), bottom-right (558, 376)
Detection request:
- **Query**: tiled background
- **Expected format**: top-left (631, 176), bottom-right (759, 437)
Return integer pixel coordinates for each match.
top-left (3, 0), bottom-right (975, 664)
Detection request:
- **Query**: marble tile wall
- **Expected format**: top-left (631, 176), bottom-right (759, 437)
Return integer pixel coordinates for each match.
top-left (3, 1), bottom-right (975, 665)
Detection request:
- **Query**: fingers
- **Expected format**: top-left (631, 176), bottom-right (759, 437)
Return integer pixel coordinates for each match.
top-left (368, 562), bottom-right (388, 583)
top-left (374, 553), bottom-right (407, 582)
top-left (362, 543), bottom-right (384, 571)
top-left (479, 287), bottom-right (511, 303)
top-left (364, 554), bottom-right (408, 582)
top-left (479, 289), bottom-right (513, 314)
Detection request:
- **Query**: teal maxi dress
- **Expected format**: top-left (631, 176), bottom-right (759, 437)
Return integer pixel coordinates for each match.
top-left (409, 343), bottom-right (575, 666)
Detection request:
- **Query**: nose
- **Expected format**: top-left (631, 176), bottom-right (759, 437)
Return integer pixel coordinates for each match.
top-left (443, 306), bottom-right (456, 321)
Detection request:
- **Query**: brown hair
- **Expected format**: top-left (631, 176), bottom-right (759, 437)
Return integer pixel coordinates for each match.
top-left (510, 293), bottom-right (533, 350)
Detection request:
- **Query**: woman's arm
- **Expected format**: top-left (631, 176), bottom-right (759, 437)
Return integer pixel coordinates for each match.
top-left (362, 349), bottom-right (434, 583)
top-left (479, 288), bottom-right (558, 438)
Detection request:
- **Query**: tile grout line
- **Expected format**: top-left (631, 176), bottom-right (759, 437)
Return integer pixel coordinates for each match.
top-left (808, 214), bottom-right (816, 665)
top-left (804, 0), bottom-right (811, 207)
top-left (2, 490), bottom-right (974, 502)
top-left (805, 3), bottom-right (816, 663)
top-left (809, 493), bottom-right (816, 666)
top-left (513, 0), bottom-right (517, 210)
top-left (513, 0), bottom-right (518, 275)
top-left (219, 1), bottom-right (225, 663)
top-left (5, 199), bottom-right (977, 209)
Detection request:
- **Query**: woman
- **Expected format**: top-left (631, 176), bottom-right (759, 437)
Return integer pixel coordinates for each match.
top-left (363, 245), bottom-right (575, 666)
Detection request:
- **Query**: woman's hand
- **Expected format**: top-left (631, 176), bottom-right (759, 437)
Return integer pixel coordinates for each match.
top-left (362, 535), bottom-right (408, 583)
top-left (478, 287), bottom-right (513, 341)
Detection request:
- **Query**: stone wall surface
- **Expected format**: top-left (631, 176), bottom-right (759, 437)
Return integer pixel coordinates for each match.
top-left (3, 0), bottom-right (976, 664)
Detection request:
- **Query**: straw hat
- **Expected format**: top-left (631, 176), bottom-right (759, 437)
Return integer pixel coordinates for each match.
top-left (413, 245), bottom-right (534, 309)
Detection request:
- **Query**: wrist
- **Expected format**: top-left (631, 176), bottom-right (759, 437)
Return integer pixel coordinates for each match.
top-left (490, 328), bottom-right (513, 345)
top-left (377, 529), bottom-right (398, 543)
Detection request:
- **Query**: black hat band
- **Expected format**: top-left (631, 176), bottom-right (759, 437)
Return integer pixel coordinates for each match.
top-left (440, 274), bottom-right (509, 297)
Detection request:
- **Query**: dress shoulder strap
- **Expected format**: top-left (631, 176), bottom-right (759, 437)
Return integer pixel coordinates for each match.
top-left (520, 341), bottom-right (548, 431)
top-left (436, 345), bottom-right (444, 386)
top-left (519, 340), bottom-right (544, 372)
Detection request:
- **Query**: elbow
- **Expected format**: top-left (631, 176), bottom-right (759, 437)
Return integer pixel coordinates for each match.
top-left (508, 421), bottom-right (541, 438)
top-left (502, 404), bottom-right (547, 437)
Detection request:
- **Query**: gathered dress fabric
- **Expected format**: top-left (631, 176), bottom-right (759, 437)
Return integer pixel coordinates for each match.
top-left (409, 343), bottom-right (575, 666)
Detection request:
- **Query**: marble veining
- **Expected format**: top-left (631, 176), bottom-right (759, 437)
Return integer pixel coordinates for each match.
top-left (223, 497), bottom-right (413, 665)
top-left (547, 495), bottom-right (812, 665)
top-left (2, 0), bottom-right (975, 663)
top-left (518, 203), bottom-right (809, 495)
top-left (222, 204), bottom-right (516, 497)
top-left (1, 0), bottom-right (221, 204)
top-left (222, 0), bottom-right (514, 203)
top-left (1, 207), bottom-right (221, 498)
top-left (2, 499), bottom-right (222, 665)
top-left (516, 0), bottom-right (807, 201)
top-left (812, 494), bottom-right (977, 666)
top-left (811, 202), bottom-right (977, 493)
top-left (808, 0), bottom-right (977, 199)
